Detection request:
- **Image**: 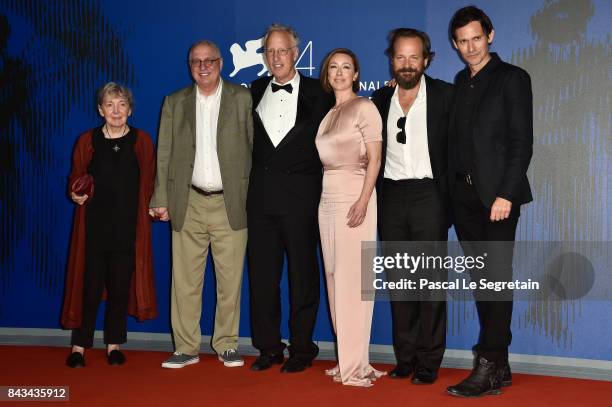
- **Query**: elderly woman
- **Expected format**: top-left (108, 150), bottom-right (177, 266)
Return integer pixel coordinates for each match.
top-left (315, 49), bottom-right (384, 387)
top-left (61, 82), bottom-right (157, 368)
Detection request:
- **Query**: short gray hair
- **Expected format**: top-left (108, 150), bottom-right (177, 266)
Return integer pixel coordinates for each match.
top-left (97, 82), bottom-right (134, 109)
top-left (188, 39), bottom-right (222, 60)
top-left (263, 23), bottom-right (300, 49)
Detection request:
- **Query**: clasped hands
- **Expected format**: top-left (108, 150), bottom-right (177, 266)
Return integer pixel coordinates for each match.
top-left (148, 207), bottom-right (170, 221)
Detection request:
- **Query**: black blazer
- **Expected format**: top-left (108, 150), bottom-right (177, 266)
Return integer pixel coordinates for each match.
top-left (449, 54), bottom-right (533, 207)
top-left (371, 75), bottom-right (454, 213)
top-left (247, 74), bottom-right (333, 215)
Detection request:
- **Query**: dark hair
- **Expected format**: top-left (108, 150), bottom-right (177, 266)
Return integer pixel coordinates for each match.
top-left (449, 5), bottom-right (494, 40)
top-left (384, 28), bottom-right (434, 68)
top-left (320, 48), bottom-right (361, 93)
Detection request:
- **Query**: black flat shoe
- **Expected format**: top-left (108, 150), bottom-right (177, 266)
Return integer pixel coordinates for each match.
top-left (411, 366), bottom-right (437, 384)
top-left (66, 352), bottom-right (85, 368)
top-left (250, 353), bottom-right (284, 371)
top-left (389, 364), bottom-right (413, 379)
top-left (107, 350), bottom-right (126, 366)
top-left (280, 357), bottom-right (312, 373)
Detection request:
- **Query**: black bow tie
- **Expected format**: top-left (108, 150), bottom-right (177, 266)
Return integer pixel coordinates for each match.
top-left (271, 83), bottom-right (293, 93)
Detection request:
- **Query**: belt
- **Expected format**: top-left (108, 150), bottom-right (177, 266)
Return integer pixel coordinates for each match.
top-left (456, 173), bottom-right (473, 186)
top-left (191, 185), bottom-right (223, 196)
top-left (383, 178), bottom-right (434, 186)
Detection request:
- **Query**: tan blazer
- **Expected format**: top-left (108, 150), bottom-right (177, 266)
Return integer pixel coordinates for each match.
top-left (150, 80), bottom-right (253, 231)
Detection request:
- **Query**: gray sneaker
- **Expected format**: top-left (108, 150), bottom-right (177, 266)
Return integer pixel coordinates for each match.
top-left (218, 349), bottom-right (244, 367)
top-left (161, 351), bottom-right (199, 369)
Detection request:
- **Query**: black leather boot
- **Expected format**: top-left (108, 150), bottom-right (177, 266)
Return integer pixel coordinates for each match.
top-left (447, 357), bottom-right (502, 397)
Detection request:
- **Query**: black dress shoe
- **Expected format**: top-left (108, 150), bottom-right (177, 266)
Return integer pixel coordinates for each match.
top-left (389, 364), bottom-right (413, 379)
top-left (66, 352), bottom-right (85, 368)
top-left (107, 350), bottom-right (126, 366)
top-left (280, 357), bottom-right (312, 373)
top-left (500, 362), bottom-right (512, 386)
top-left (411, 366), bottom-right (437, 384)
top-left (447, 357), bottom-right (502, 397)
top-left (250, 353), bottom-right (284, 371)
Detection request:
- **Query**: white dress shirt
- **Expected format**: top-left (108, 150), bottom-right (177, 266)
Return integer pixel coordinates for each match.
top-left (384, 75), bottom-right (433, 180)
top-left (256, 71), bottom-right (300, 147)
top-left (192, 81), bottom-right (223, 191)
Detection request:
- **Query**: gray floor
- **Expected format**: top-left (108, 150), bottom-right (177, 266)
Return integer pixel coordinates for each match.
top-left (1, 328), bottom-right (611, 381)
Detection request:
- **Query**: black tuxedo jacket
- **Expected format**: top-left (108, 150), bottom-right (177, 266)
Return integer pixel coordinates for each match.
top-left (247, 74), bottom-right (333, 215)
top-left (449, 54), bottom-right (533, 207)
top-left (371, 75), bottom-right (454, 213)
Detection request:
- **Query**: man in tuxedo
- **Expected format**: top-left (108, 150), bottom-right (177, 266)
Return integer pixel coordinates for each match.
top-left (372, 28), bottom-right (453, 385)
top-left (150, 40), bottom-right (253, 369)
top-left (247, 24), bottom-right (333, 373)
top-left (445, 6), bottom-right (533, 397)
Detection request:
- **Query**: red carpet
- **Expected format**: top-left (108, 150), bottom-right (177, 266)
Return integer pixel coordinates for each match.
top-left (1, 346), bottom-right (610, 406)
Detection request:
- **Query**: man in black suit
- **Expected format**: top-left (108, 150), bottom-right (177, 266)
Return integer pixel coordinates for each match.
top-left (247, 24), bottom-right (333, 373)
top-left (372, 28), bottom-right (453, 385)
top-left (446, 6), bottom-right (533, 398)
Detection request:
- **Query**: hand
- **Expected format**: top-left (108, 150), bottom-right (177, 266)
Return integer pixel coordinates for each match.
top-left (360, 154), bottom-right (369, 167)
top-left (149, 207), bottom-right (170, 221)
top-left (386, 78), bottom-right (397, 88)
top-left (346, 198), bottom-right (368, 228)
top-left (489, 197), bottom-right (512, 222)
top-left (70, 192), bottom-right (88, 206)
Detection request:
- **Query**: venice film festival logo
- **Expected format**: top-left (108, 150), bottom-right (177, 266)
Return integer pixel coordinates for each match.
top-left (229, 37), bottom-right (387, 91)
top-left (229, 37), bottom-right (315, 79)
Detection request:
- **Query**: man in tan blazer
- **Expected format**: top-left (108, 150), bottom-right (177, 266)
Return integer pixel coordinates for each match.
top-left (149, 39), bottom-right (253, 369)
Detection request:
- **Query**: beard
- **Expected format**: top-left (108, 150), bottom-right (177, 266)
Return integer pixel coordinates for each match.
top-left (394, 67), bottom-right (424, 90)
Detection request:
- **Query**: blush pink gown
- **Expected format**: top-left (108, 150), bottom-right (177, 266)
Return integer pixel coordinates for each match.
top-left (315, 96), bottom-right (385, 387)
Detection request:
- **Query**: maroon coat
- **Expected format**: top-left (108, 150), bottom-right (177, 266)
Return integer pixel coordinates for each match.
top-left (61, 128), bottom-right (158, 328)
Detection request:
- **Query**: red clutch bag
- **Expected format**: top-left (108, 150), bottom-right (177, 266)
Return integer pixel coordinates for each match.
top-left (71, 174), bottom-right (94, 198)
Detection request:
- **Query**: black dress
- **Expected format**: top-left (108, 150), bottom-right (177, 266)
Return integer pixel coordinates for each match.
top-left (86, 127), bottom-right (139, 250)
top-left (71, 126), bottom-right (141, 348)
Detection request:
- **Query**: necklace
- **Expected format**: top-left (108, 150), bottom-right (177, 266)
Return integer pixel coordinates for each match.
top-left (104, 124), bottom-right (128, 152)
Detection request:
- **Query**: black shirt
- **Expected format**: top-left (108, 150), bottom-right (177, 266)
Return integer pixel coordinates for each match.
top-left (454, 53), bottom-right (502, 174)
top-left (86, 126), bottom-right (140, 251)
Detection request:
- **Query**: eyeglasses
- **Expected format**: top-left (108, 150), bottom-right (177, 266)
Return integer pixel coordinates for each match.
top-left (396, 117), bottom-right (406, 144)
top-left (189, 58), bottom-right (221, 68)
top-left (263, 46), bottom-right (296, 57)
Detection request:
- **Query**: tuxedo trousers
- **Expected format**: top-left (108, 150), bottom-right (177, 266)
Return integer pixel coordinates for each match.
top-left (379, 178), bottom-right (448, 371)
top-left (452, 176), bottom-right (520, 362)
top-left (247, 212), bottom-right (320, 360)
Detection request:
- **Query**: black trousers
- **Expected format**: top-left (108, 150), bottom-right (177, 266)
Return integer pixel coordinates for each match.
top-left (452, 176), bottom-right (520, 362)
top-left (379, 178), bottom-right (448, 372)
top-left (71, 248), bottom-right (134, 348)
top-left (247, 212), bottom-right (320, 360)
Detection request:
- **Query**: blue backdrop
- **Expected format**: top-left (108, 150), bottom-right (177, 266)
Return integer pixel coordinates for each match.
top-left (1, 0), bottom-right (610, 361)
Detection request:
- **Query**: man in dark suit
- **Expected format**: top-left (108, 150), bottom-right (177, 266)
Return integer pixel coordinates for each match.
top-left (247, 24), bottom-right (333, 373)
top-left (372, 28), bottom-right (453, 385)
top-left (446, 6), bottom-right (533, 398)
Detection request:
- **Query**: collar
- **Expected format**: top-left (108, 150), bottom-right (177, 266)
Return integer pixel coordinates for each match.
top-left (470, 52), bottom-right (501, 81)
top-left (271, 70), bottom-right (300, 88)
top-left (392, 74), bottom-right (427, 106)
top-left (195, 80), bottom-right (223, 101)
